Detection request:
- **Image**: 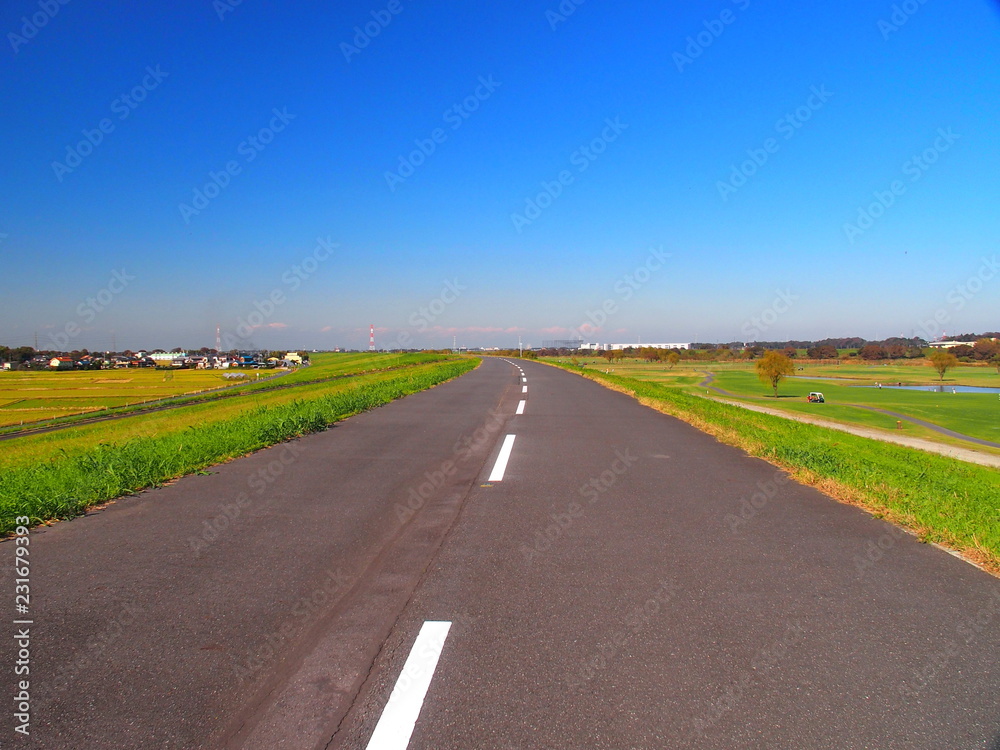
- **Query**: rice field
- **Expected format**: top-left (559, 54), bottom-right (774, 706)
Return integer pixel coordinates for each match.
top-left (0, 367), bottom-right (242, 426)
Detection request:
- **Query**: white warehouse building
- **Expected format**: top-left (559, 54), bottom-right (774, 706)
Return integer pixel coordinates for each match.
top-left (579, 342), bottom-right (691, 351)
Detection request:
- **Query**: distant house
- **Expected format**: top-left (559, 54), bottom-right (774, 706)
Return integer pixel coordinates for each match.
top-left (49, 356), bottom-right (75, 370)
top-left (1, 361), bottom-right (11, 371)
top-left (76, 356), bottom-right (102, 370)
top-left (283, 352), bottom-right (303, 365)
top-left (150, 351), bottom-right (186, 363)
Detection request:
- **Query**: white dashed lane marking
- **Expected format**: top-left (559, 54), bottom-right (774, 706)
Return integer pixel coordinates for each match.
top-left (488, 435), bottom-right (517, 482)
top-left (366, 621), bottom-right (452, 750)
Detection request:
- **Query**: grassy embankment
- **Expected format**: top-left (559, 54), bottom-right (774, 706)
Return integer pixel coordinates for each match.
top-left (0, 355), bottom-right (478, 533)
top-left (549, 360), bottom-right (1000, 574)
top-left (0, 351), bottom-right (447, 432)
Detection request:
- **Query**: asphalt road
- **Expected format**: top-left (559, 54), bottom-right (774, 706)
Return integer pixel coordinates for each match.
top-left (2, 357), bottom-right (998, 749)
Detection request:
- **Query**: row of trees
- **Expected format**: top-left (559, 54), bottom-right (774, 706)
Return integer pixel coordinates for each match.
top-left (757, 347), bottom-right (998, 397)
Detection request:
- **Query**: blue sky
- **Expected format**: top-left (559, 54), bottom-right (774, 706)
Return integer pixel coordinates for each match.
top-left (1, 0), bottom-right (998, 351)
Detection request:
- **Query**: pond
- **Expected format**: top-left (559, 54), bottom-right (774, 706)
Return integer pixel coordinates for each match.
top-left (857, 384), bottom-right (1000, 394)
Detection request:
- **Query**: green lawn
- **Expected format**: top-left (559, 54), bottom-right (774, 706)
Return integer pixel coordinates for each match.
top-left (708, 370), bottom-right (1000, 445)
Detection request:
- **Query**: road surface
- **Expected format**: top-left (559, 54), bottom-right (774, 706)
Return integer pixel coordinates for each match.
top-left (2, 357), bottom-right (998, 749)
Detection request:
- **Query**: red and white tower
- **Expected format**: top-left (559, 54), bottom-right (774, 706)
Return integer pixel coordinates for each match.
top-left (369, 324), bottom-right (375, 352)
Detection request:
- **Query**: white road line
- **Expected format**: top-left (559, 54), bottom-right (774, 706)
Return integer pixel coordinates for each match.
top-left (516, 400), bottom-right (525, 415)
top-left (488, 434), bottom-right (517, 481)
top-left (522, 385), bottom-right (527, 393)
top-left (366, 620), bottom-right (452, 750)
top-left (522, 377), bottom-right (527, 383)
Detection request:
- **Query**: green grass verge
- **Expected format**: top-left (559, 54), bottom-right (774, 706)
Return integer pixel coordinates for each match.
top-left (0, 358), bottom-right (477, 534)
top-left (550, 362), bottom-right (1000, 573)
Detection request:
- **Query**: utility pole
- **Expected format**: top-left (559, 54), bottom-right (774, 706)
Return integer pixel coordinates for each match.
top-left (518, 335), bottom-right (522, 357)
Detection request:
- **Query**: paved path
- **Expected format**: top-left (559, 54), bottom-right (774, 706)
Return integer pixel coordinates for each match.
top-left (2, 358), bottom-right (997, 749)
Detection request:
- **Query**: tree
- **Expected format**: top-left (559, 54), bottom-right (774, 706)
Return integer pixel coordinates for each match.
top-left (756, 350), bottom-right (795, 397)
top-left (929, 350), bottom-right (958, 381)
top-left (782, 346), bottom-right (797, 359)
top-left (859, 344), bottom-right (886, 360)
top-left (807, 344), bottom-right (838, 359)
top-left (666, 350), bottom-right (680, 369)
top-left (973, 338), bottom-right (1000, 360)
